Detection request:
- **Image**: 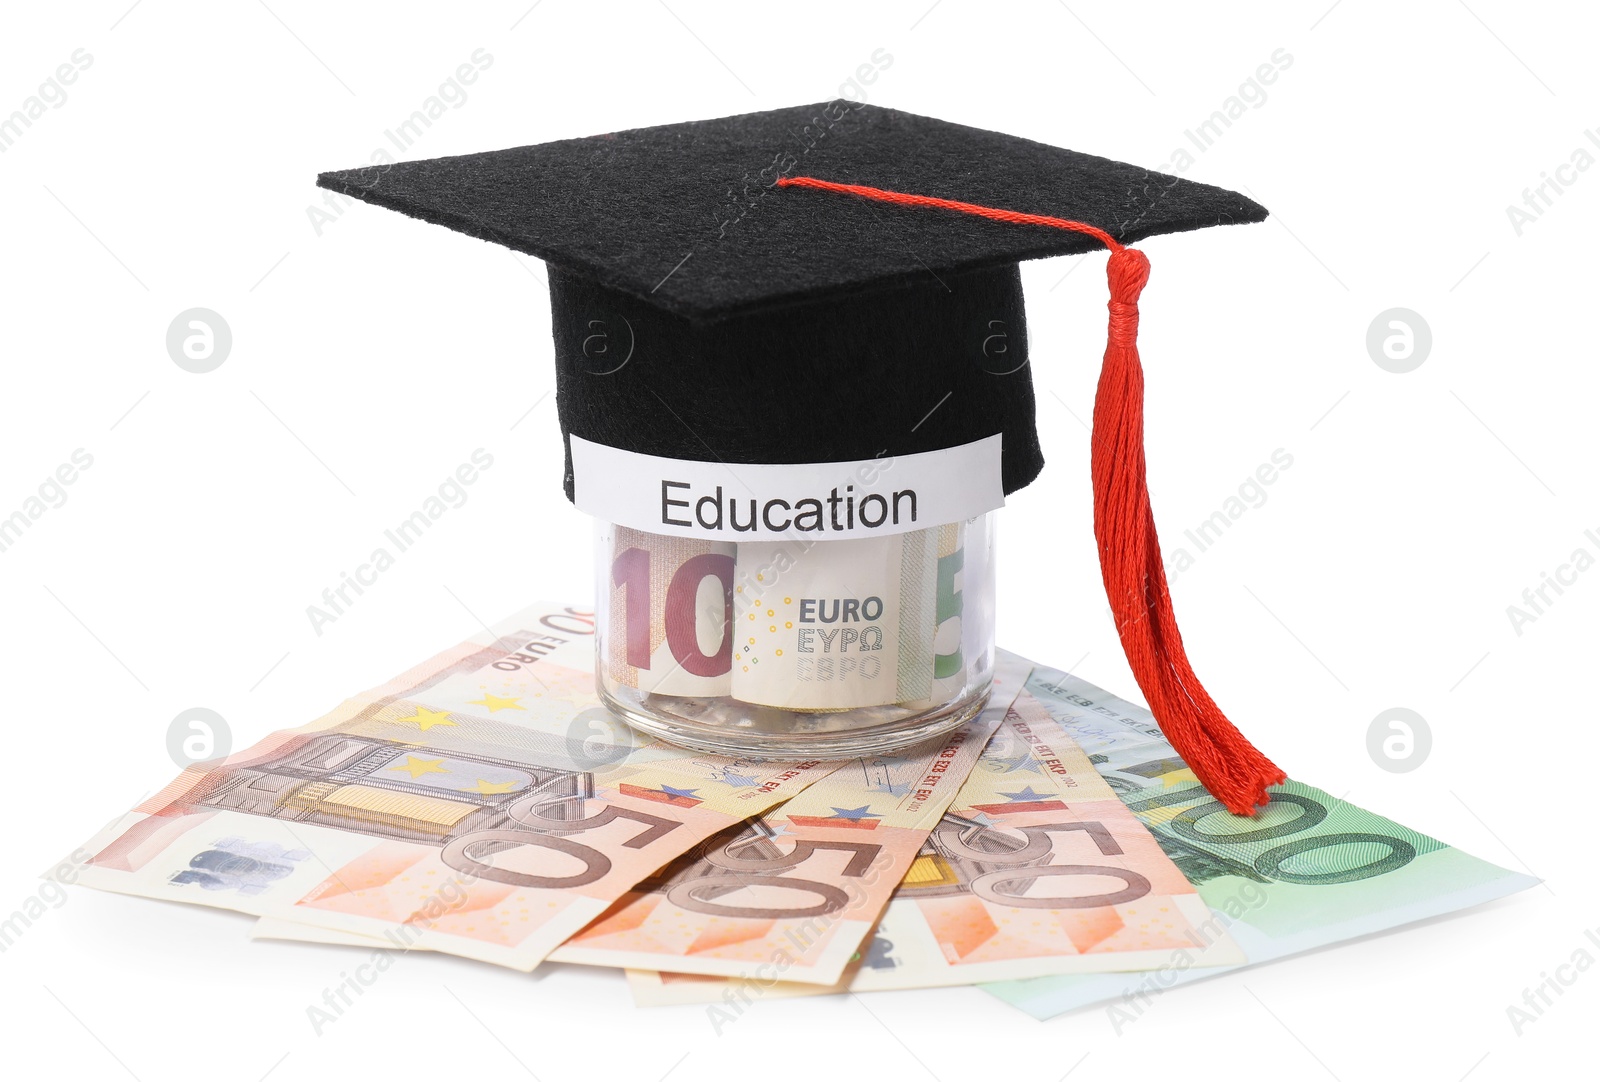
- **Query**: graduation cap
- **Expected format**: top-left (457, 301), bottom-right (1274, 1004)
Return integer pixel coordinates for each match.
top-left (318, 102), bottom-right (1284, 814)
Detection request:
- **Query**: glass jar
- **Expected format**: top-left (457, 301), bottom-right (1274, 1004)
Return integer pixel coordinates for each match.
top-left (594, 513), bottom-right (996, 759)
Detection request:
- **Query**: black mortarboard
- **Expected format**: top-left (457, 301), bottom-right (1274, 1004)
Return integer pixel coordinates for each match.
top-left (317, 102), bottom-right (1283, 815)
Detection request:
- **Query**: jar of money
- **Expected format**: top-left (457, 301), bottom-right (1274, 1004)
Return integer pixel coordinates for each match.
top-left (546, 217), bottom-right (1020, 760)
top-left (591, 508), bottom-right (997, 759)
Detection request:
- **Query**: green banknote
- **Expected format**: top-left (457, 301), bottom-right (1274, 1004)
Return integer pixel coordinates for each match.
top-left (984, 658), bottom-right (1538, 1021)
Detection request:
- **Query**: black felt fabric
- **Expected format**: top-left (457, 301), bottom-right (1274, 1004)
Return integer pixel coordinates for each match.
top-left (317, 103), bottom-right (1267, 498)
top-left (316, 102), bottom-right (1267, 322)
top-left (550, 262), bottom-right (1039, 499)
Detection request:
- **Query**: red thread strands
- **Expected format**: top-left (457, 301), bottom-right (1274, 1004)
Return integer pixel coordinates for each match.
top-left (775, 175), bottom-right (1123, 253)
top-left (778, 174), bottom-right (1284, 815)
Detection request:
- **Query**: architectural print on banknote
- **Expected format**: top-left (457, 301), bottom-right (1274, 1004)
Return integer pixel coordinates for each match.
top-left (72, 605), bottom-right (842, 971)
top-left (150, 732), bottom-right (602, 883)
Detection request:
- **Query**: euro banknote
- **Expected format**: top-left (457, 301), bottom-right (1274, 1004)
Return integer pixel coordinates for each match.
top-left (65, 603), bottom-right (842, 972)
top-left (618, 685), bottom-right (1247, 1002)
top-left (251, 653), bottom-right (1032, 975)
top-left (730, 524), bottom-right (965, 710)
top-left (982, 663), bottom-right (1540, 1019)
top-left (605, 527), bottom-right (737, 698)
top-left (546, 650), bottom-right (1029, 983)
top-left (834, 690), bottom-right (1244, 987)
top-left (604, 522), bottom-right (971, 712)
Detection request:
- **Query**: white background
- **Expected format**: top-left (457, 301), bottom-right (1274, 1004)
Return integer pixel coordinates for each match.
top-left (2, 2), bottom-right (1594, 1079)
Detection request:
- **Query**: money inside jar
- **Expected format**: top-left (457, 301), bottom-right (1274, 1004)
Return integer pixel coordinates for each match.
top-left (598, 515), bottom-right (995, 757)
top-left (731, 523), bottom-right (967, 710)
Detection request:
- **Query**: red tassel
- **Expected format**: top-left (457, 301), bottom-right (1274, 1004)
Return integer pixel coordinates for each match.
top-left (1094, 249), bottom-right (1283, 814)
top-left (778, 175), bottom-right (1285, 814)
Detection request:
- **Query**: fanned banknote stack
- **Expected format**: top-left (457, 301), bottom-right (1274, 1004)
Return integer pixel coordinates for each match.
top-left (62, 602), bottom-right (1536, 1019)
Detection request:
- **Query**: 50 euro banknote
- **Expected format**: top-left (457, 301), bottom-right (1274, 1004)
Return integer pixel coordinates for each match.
top-left (64, 603), bottom-right (843, 972)
top-left (623, 684), bottom-right (1247, 1003)
top-left (546, 650), bottom-right (1029, 983)
top-left (253, 654), bottom-right (1035, 983)
top-left (982, 664), bottom-right (1540, 1019)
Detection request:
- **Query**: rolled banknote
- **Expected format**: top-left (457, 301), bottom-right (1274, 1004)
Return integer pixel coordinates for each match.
top-left (730, 522), bottom-right (963, 711)
top-left (605, 525), bottom-right (736, 697)
top-left (605, 523), bottom-right (970, 712)
top-left (925, 521), bottom-right (968, 707)
top-left (64, 603), bottom-right (842, 972)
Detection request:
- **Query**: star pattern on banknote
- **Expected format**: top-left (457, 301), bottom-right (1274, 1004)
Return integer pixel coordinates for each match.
top-left (657, 785), bottom-right (701, 800)
top-left (717, 771), bottom-right (761, 788)
top-left (470, 778), bottom-right (519, 795)
top-left (390, 755), bottom-right (449, 779)
top-left (989, 752), bottom-right (1043, 774)
top-left (870, 780), bottom-right (913, 796)
top-left (828, 805), bottom-right (880, 821)
top-left (469, 693), bottom-right (525, 712)
top-left (395, 706), bottom-right (456, 732)
top-left (998, 786), bottom-right (1053, 802)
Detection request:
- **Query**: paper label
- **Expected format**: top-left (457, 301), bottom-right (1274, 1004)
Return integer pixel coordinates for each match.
top-left (571, 435), bottom-right (1004, 541)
